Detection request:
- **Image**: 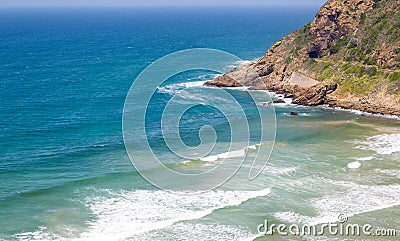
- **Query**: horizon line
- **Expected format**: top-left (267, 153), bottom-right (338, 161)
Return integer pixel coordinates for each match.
top-left (0, 5), bottom-right (323, 8)
top-left (0, 2), bottom-right (325, 8)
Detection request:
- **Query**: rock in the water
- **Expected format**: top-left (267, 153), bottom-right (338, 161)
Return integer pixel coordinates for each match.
top-left (204, 75), bottom-right (242, 88)
top-left (290, 111), bottom-right (298, 116)
top-left (273, 99), bottom-right (286, 104)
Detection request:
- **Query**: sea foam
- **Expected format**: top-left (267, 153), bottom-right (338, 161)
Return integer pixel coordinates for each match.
top-left (78, 189), bottom-right (271, 241)
top-left (199, 143), bottom-right (261, 162)
top-left (347, 161), bottom-right (361, 169)
top-left (14, 189), bottom-right (271, 241)
top-left (274, 179), bottom-right (400, 226)
top-left (355, 133), bottom-right (400, 155)
top-left (157, 80), bottom-right (207, 95)
top-left (200, 149), bottom-right (247, 162)
top-left (327, 106), bottom-right (400, 120)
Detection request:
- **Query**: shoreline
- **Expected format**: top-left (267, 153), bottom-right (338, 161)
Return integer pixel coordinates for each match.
top-left (202, 81), bottom-right (400, 119)
top-left (322, 105), bottom-right (400, 120)
top-left (204, 75), bottom-right (400, 117)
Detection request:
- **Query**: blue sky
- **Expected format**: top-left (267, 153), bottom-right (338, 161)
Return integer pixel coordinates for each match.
top-left (0, 0), bottom-right (327, 7)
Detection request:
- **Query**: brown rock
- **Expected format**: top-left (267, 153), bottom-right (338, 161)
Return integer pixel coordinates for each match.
top-left (204, 75), bottom-right (242, 88)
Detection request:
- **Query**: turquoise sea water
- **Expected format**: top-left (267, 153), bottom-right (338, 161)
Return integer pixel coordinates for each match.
top-left (1, 7), bottom-right (400, 240)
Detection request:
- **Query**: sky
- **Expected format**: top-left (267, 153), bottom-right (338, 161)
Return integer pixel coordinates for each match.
top-left (0, 0), bottom-right (327, 7)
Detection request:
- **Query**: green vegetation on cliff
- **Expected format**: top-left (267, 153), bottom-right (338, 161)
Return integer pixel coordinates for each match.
top-left (290, 0), bottom-right (400, 97)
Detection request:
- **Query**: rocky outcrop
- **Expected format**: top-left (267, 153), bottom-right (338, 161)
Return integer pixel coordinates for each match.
top-left (292, 83), bottom-right (338, 106)
top-left (205, 0), bottom-right (400, 116)
top-left (306, 0), bottom-right (374, 58)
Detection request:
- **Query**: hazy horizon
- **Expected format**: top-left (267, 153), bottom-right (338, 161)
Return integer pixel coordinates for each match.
top-left (0, 0), bottom-right (326, 8)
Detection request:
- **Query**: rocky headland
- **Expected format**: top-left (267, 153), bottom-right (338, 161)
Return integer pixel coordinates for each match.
top-left (205, 0), bottom-right (400, 116)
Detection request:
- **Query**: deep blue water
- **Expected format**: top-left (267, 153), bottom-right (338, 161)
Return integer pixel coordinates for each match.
top-left (0, 6), bottom-right (317, 200)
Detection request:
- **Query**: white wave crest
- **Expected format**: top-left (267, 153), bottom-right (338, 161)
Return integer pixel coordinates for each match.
top-left (355, 133), bottom-right (400, 155)
top-left (78, 189), bottom-right (271, 241)
top-left (347, 161), bottom-right (361, 169)
top-left (14, 189), bottom-right (271, 241)
top-left (14, 227), bottom-right (66, 241)
top-left (356, 156), bottom-right (374, 161)
top-left (157, 80), bottom-right (207, 95)
top-left (274, 179), bottom-right (400, 226)
top-left (200, 149), bottom-right (246, 162)
top-left (328, 106), bottom-right (400, 120)
top-left (199, 143), bottom-right (261, 162)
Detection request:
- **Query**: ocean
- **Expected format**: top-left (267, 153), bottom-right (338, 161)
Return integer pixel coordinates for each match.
top-left (0, 6), bottom-right (399, 241)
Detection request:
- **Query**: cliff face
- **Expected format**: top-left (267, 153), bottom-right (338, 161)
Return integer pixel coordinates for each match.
top-left (205, 0), bottom-right (400, 115)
